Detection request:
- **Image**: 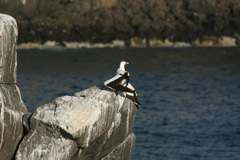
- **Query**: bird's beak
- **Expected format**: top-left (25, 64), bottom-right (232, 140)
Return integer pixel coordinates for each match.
top-left (126, 62), bottom-right (129, 65)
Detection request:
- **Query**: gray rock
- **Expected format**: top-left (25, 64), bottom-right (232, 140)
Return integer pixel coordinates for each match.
top-left (72, 88), bottom-right (137, 160)
top-left (0, 14), bottom-right (18, 83)
top-left (15, 122), bottom-right (78, 160)
top-left (101, 134), bottom-right (135, 160)
top-left (0, 14), bottom-right (27, 160)
top-left (0, 85), bottom-right (27, 160)
top-left (16, 86), bottom-right (137, 160)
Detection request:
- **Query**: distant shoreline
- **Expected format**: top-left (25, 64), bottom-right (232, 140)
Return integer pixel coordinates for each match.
top-left (17, 36), bottom-right (237, 49)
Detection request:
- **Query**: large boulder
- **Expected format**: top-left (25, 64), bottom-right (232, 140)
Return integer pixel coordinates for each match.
top-left (0, 14), bottom-right (18, 83)
top-left (16, 86), bottom-right (137, 160)
top-left (0, 14), bottom-right (27, 160)
top-left (0, 85), bottom-right (27, 160)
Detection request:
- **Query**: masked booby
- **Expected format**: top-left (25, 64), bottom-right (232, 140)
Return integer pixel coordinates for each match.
top-left (104, 61), bottom-right (140, 108)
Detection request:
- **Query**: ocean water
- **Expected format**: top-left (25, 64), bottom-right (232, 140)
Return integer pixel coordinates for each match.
top-left (17, 48), bottom-right (240, 160)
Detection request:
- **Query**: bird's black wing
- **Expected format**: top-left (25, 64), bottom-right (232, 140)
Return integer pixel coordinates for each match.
top-left (104, 74), bottom-right (125, 90)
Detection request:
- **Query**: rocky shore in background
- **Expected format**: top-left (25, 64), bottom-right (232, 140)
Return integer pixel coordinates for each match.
top-left (1, 0), bottom-right (240, 46)
top-left (0, 13), bottom-right (137, 160)
top-left (17, 36), bottom-right (237, 49)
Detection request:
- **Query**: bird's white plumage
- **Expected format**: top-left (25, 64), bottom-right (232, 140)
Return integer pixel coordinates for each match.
top-left (116, 61), bottom-right (129, 75)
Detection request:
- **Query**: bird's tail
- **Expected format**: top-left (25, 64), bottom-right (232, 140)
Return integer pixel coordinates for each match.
top-left (125, 92), bottom-right (140, 109)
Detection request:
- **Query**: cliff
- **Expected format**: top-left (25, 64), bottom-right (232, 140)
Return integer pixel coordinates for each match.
top-left (0, 14), bottom-right (28, 160)
top-left (0, 13), bottom-right (137, 160)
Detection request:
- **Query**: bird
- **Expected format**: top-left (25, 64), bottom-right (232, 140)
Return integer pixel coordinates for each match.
top-left (104, 61), bottom-right (140, 108)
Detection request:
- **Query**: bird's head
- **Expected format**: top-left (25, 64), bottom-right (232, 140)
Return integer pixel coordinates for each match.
top-left (120, 61), bottom-right (129, 71)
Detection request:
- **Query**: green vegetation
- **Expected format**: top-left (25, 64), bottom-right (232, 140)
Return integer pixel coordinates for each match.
top-left (1, 0), bottom-right (240, 45)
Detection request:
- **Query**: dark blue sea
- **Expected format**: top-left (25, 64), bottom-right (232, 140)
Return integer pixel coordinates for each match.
top-left (17, 48), bottom-right (240, 160)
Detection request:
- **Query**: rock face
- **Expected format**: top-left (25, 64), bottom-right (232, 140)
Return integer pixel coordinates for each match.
top-left (0, 14), bottom-right (27, 160)
top-left (16, 86), bottom-right (137, 160)
top-left (0, 14), bottom-right (18, 83)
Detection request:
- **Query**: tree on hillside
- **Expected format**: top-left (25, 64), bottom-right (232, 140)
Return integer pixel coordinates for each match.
top-left (2, 0), bottom-right (240, 45)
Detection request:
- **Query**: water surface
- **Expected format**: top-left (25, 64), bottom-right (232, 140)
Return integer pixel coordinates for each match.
top-left (18, 48), bottom-right (240, 160)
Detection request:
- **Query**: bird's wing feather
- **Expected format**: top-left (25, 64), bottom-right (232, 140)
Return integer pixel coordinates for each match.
top-left (126, 83), bottom-right (135, 91)
top-left (104, 74), bottom-right (125, 88)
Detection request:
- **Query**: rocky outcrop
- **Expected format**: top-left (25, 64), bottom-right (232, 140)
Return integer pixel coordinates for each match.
top-left (0, 14), bottom-right (27, 160)
top-left (0, 14), bottom-right (18, 83)
top-left (16, 86), bottom-right (137, 160)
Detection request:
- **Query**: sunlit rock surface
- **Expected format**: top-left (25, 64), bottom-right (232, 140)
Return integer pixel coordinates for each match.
top-left (0, 14), bottom-right (18, 83)
top-left (15, 122), bottom-right (78, 160)
top-left (16, 86), bottom-right (137, 160)
top-left (0, 14), bottom-right (27, 160)
top-left (101, 134), bottom-right (135, 160)
top-left (0, 85), bottom-right (27, 160)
